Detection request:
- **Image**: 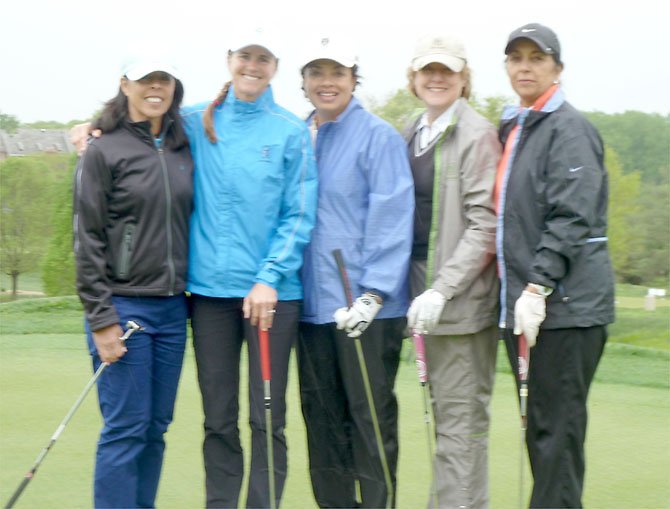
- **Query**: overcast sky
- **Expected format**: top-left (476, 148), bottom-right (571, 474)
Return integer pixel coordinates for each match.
top-left (2, 0), bottom-right (669, 124)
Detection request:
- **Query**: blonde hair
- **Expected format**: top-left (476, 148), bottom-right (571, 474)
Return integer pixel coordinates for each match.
top-left (406, 64), bottom-right (472, 100)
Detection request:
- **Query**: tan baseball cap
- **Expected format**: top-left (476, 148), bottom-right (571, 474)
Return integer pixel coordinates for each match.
top-left (411, 35), bottom-right (467, 72)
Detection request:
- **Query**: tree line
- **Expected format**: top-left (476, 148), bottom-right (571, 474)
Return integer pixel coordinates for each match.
top-left (0, 101), bottom-right (668, 297)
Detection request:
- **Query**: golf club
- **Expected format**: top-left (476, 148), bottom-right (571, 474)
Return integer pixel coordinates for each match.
top-left (258, 326), bottom-right (276, 509)
top-left (4, 320), bottom-right (144, 509)
top-left (518, 332), bottom-right (530, 509)
top-left (332, 248), bottom-right (393, 509)
top-left (411, 329), bottom-right (438, 508)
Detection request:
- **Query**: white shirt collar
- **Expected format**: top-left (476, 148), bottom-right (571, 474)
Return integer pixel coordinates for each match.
top-left (416, 102), bottom-right (458, 151)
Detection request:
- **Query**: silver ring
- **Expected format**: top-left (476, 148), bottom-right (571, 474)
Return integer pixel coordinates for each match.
top-left (267, 309), bottom-right (276, 314)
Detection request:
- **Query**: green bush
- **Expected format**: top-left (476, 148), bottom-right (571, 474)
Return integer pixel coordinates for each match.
top-left (42, 155), bottom-right (77, 296)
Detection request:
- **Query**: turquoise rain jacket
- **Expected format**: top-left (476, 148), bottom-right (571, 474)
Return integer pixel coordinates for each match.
top-left (182, 86), bottom-right (318, 299)
top-left (301, 97), bottom-right (414, 323)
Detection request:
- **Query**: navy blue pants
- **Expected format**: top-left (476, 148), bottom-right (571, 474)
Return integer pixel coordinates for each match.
top-left (86, 295), bottom-right (187, 509)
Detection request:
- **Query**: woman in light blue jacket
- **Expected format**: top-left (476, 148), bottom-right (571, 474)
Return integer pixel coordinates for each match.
top-left (184, 35), bottom-right (317, 509)
top-left (297, 38), bottom-right (414, 509)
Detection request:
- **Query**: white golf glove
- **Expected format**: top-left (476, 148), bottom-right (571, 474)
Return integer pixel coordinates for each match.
top-left (513, 290), bottom-right (547, 348)
top-left (406, 289), bottom-right (447, 334)
top-left (333, 293), bottom-right (382, 338)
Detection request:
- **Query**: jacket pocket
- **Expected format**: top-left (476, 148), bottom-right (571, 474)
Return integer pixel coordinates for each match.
top-left (115, 223), bottom-right (136, 281)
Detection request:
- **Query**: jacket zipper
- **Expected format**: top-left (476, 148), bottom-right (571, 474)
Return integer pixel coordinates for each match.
top-left (158, 147), bottom-right (176, 295)
top-left (497, 118), bottom-right (531, 328)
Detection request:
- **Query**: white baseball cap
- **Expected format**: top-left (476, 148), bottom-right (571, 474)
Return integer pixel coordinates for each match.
top-left (411, 35), bottom-right (467, 72)
top-left (302, 37), bottom-right (358, 69)
top-left (229, 27), bottom-right (278, 57)
top-left (121, 56), bottom-right (180, 81)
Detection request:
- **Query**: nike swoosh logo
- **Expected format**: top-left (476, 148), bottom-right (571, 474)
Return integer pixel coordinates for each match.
top-left (568, 166), bottom-right (584, 172)
top-left (521, 28), bottom-right (536, 33)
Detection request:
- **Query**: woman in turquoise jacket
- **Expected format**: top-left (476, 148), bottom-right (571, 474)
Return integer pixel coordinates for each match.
top-left (183, 35), bottom-right (317, 508)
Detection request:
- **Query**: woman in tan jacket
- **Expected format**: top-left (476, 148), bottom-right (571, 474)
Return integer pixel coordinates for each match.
top-left (404, 34), bottom-right (501, 509)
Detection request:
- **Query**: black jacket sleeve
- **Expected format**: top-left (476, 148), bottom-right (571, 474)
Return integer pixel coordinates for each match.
top-left (73, 143), bottom-right (119, 331)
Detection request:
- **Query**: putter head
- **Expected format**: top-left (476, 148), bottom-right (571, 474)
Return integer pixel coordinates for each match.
top-left (124, 320), bottom-right (144, 332)
top-left (119, 320), bottom-right (145, 342)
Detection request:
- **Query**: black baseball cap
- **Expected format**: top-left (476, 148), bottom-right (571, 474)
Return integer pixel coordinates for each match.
top-left (505, 23), bottom-right (562, 64)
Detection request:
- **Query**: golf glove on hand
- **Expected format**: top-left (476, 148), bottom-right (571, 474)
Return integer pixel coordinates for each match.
top-left (406, 289), bottom-right (447, 334)
top-left (333, 293), bottom-right (382, 338)
top-left (513, 290), bottom-right (546, 347)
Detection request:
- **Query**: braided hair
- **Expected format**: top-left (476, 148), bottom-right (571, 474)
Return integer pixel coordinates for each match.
top-left (203, 81), bottom-right (232, 143)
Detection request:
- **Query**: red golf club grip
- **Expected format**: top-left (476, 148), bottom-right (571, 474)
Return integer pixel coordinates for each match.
top-left (412, 332), bottom-right (428, 384)
top-left (518, 333), bottom-right (529, 383)
top-left (259, 328), bottom-right (271, 382)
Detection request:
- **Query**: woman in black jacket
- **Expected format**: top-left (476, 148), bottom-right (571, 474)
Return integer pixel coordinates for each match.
top-left (73, 56), bottom-right (193, 509)
top-left (495, 23), bottom-right (615, 508)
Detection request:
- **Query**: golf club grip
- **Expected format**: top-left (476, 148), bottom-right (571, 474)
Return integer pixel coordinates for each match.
top-left (517, 333), bottom-right (529, 383)
top-left (332, 249), bottom-right (354, 307)
top-left (412, 332), bottom-right (428, 383)
top-left (259, 328), bottom-right (271, 382)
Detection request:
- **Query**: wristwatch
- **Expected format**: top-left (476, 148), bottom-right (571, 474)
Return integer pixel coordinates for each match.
top-left (527, 283), bottom-right (553, 297)
top-left (363, 291), bottom-right (383, 305)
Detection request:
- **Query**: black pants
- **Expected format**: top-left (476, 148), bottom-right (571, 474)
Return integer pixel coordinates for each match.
top-left (297, 318), bottom-right (405, 508)
top-left (503, 326), bottom-right (607, 509)
top-left (191, 295), bottom-right (300, 509)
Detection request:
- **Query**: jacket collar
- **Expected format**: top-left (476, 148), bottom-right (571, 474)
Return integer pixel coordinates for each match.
top-left (501, 86), bottom-right (565, 126)
top-left (123, 114), bottom-right (173, 145)
top-left (306, 95), bottom-right (363, 128)
top-left (224, 85), bottom-right (275, 115)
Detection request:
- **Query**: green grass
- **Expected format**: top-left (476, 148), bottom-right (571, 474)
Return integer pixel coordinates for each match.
top-left (1, 329), bottom-right (669, 508)
top-left (0, 296), bottom-right (84, 335)
top-left (0, 289), bottom-right (668, 508)
top-left (616, 283), bottom-right (670, 298)
top-left (609, 307), bottom-right (670, 350)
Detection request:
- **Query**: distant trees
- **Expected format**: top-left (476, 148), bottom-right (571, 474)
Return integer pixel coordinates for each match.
top-left (0, 111), bottom-right (89, 134)
top-left (24, 120), bottom-right (90, 130)
top-left (585, 111), bottom-right (670, 185)
top-left (369, 89), bottom-right (513, 131)
top-left (0, 111), bottom-right (20, 134)
top-left (42, 155), bottom-right (77, 296)
top-left (606, 150), bottom-right (642, 281)
top-left (0, 155), bottom-right (66, 296)
top-left (586, 111), bottom-right (670, 286)
top-left (369, 89), bottom-right (423, 132)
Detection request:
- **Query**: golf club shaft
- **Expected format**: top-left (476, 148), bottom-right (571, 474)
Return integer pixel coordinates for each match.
top-left (333, 249), bottom-right (393, 509)
top-left (4, 362), bottom-right (105, 509)
top-left (413, 331), bottom-right (438, 508)
top-left (4, 321), bottom-right (142, 509)
top-left (518, 333), bottom-right (530, 509)
top-left (258, 327), bottom-right (276, 509)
